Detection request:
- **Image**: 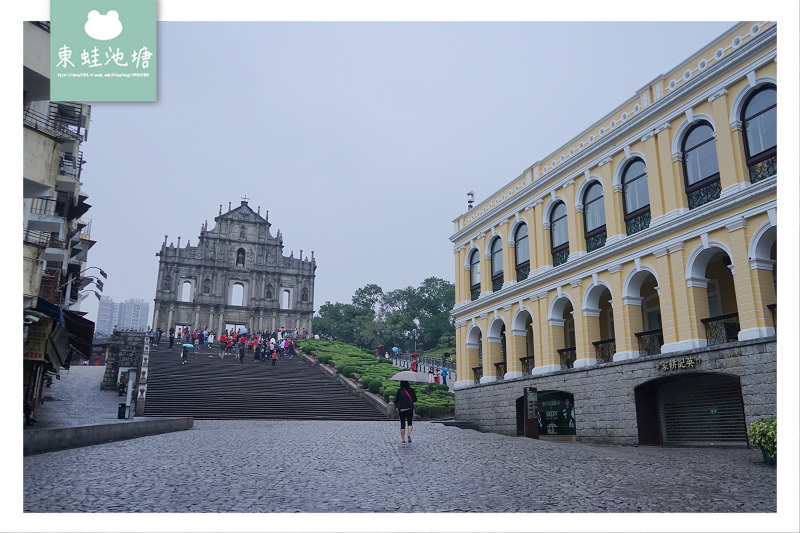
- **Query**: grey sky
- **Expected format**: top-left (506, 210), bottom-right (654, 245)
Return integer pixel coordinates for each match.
top-left (69, 20), bottom-right (742, 323)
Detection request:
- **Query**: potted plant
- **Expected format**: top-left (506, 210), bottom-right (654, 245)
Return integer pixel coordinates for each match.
top-left (746, 416), bottom-right (776, 465)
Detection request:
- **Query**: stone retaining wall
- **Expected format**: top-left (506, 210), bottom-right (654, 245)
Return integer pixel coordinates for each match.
top-left (455, 338), bottom-right (776, 445)
top-left (23, 417), bottom-right (193, 456)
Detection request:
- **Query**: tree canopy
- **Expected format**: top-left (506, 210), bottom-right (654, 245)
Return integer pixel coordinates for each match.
top-left (312, 277), bottom-right (455, 353)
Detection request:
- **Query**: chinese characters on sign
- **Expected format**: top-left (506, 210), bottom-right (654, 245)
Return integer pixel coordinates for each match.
top-left (24, 319), bottom-right (53, 361)
top-left (56, 44), bottom-right (153, 78)
top-left (658, 356), bottom-right (702, 371)
top-left (50, 0), bottom-right (157, 101)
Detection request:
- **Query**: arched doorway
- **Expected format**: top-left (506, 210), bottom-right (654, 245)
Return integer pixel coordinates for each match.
top-left (634, 373), bottom-right (747, 446)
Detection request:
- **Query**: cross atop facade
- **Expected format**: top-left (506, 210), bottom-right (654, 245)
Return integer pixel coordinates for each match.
top-left (241, 195), bottom-right (249, 203)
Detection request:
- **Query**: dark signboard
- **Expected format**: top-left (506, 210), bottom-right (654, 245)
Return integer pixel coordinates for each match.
top-left (537, 390), bottom-right (576, 436)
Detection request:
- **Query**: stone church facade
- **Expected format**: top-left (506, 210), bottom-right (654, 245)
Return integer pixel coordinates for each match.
top-left (152, 200), bottom-right (316, 335)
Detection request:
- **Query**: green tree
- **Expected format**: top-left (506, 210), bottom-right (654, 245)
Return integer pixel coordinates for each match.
top-left (314, 278), bottom-right (455, 352)
top-left (352, 284), bottom-right (384, 316)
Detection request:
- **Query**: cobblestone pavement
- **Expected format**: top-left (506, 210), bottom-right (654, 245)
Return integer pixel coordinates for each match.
top-left (19, 359), bottom-right (789, 531)
top-left (24, 419), bottom-right (777, 512)
top-left (26, 365), bottom-right (133, 429)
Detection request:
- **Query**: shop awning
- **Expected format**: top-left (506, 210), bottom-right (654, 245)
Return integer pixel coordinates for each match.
top-left (33, 298), bottom-right (96, 370)
top-left (62, 309), bottom-right (95, 361)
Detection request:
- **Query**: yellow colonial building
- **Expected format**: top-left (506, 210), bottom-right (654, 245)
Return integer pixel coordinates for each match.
top-left (450, 22), bottom-right (777, 446)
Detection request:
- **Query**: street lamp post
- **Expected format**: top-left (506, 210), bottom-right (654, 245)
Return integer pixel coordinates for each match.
top-left (63, 267), bottom-right (108, 307)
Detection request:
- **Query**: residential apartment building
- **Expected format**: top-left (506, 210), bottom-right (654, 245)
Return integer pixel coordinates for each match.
top-left (97, 297), bottom-right (150, 334)
top-left (23, 22), bottom-right (98, 416)
top-left (450, 22), bottom-right (777, 446)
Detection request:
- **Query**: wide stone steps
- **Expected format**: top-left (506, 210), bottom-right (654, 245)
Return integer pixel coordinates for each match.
top-left (142, 344), bottom-right (385, 421)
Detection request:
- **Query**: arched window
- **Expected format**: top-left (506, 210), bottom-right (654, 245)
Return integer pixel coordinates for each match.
top-left (203, 279), bottom-right (211, 294)
top-left (236, 248), bottom-right (245, 266)
top-left (622, 158), bottom-right (650, 235)
top-left (550, 201), bottom-right (569, 267)
top-left (682, 121), bottom-right (721, 209)
top-left (265, 284), bottom-right (273, 299)
top-left (239, 225), bottom-right (246, 239)
top-left (490, 237), bottom-right (503, 292)
top-left (583, 182), bottom-right (606, 251)
top-left (514, 223), bottom-right (530, 282)
top-left (281, 289), bottom-right (291, 310)
top-left (181, 281), bottom-right (192, 302)
top-left (469, 249), bottom-right (480, 301)
top-left (742, 85), bottom-right (777, 183)
top-left (230, 283), bottom-right (244, 306)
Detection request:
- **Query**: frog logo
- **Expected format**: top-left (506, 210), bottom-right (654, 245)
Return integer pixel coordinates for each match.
top-left (84, 10), bottom-right (123, 41)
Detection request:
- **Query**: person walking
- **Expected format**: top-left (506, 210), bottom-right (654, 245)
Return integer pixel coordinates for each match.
top-left (239, 341), bottom-right (245, 364)
top-left (168, 326), bottom-right (175, 349)
top-left (428, 367), bottom-right (434, 383)
top-left (396, 381), bottom-right (417, 444)
top-left (441, 365), bottom-right (447, 386)
top-left (181, 346), bottom-right (189, 365)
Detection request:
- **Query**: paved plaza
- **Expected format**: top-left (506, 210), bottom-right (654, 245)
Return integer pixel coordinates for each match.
top-left (17, 363), bottom-right (790, 532)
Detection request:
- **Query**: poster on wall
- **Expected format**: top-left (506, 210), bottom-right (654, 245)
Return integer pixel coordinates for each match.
top-left (537, 391), bottom-right (576, 436)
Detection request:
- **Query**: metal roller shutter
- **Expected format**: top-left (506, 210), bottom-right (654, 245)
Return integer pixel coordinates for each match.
top-left (658, 374), bottom-right (747, 446)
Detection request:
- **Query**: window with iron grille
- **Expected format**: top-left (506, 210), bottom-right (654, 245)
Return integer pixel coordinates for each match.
top-left (583, 181), bottom-right (606, 252)
top-left (490, 237), bottom-right (503, 291)
top-left (622, 158), bottom-right (650, 235)
top-left (550, 201), bottom-right (569, 267)
top-left (469, 249), bottom-right (480, 301)
top-left (514, 223), bottom-right (530, 281)
top-left (683, 122), bottom-right (721, 209)
top-left (742, 85), bottom-right (777, 183)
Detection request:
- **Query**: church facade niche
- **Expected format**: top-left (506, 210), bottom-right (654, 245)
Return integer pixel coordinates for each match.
top-left (152, 199), bottom-right (316, 334)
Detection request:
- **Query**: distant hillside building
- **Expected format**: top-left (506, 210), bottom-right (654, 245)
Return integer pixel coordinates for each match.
top-left (152, 199), bottom-right (316, 334)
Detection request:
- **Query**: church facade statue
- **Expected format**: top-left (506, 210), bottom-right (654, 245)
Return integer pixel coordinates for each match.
top-left (151, 199), bottom-right (316, 335)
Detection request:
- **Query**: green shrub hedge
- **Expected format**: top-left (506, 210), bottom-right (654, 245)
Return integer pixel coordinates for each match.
top-left (297, 339), bottom-right (454, 419)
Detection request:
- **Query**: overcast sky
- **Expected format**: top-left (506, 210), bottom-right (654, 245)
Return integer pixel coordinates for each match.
top-left (48, 17), bottom-right (751, 323)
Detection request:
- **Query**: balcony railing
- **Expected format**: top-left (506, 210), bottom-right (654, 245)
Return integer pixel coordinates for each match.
top-left (626, 211), bottom-right (651, 236)
top-left (470, 286), bottom-right (480, 301)
top-left (749, 154), bottom-right (777, 184)
top-left (701, 312), bottom-right (740, 345)
top-left (592, 338), bottom-right (616, 363)
top-left (519, 356), bottom-right (535, 375)
top-left (492, 276), bottom-right (503, 292)
top-left (635, 328), bottom-right (663, 356)
top-left (30, 197), bottom-right (67, 217)
top-left (494, 361), bottom-right (506, 380)
top-left (557, 347), bottom-right (576, 369)
top-left (23, 105), bottom-right (83, 144)
top-left (767, 303), bottom-right (776, 331)
top-left (58, 152), bottom-right (83, 178)
top-left (687, 179), bottom-right (721, 209)
top-left (472, 366), bottom-right (483, 384)
top-left (516, 264), bottom-right (530, 282)
top-left (586, 230), bottom-right (607, 252)
top-left (552, 247), bottom-right (569, 267)
top-left (23, 228), bottom-right (50, 247)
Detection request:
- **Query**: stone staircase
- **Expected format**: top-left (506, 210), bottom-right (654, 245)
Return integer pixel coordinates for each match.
top-left (142, 344), bottom-right (386, 421)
